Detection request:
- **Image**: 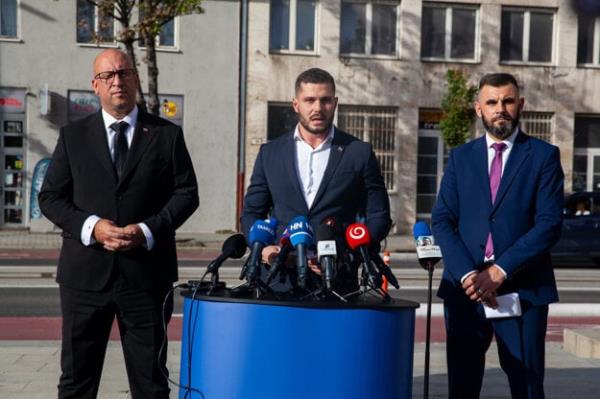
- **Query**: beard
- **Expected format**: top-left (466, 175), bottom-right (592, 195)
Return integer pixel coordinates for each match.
top-left (482, 111), bottom-right (520, 140)
top-left (298, 113), bottom-right (334, 135)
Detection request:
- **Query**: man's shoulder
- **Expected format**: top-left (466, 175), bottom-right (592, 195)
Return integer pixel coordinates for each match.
top-left (519, 131), bottom-right (558, 154)
top-left (62, 112), bottom-right (100, 131)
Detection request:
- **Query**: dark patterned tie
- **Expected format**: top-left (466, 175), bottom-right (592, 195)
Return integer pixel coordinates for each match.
top-left (485, 142), bottom-right (507, 258)
top-left (110, 121), bottom-right (129, 178)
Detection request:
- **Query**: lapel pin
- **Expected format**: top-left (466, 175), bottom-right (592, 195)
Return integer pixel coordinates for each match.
top-left (337, 146), bottom-right (343, 152)
top-left (143, 127), bottom-right (149, 133)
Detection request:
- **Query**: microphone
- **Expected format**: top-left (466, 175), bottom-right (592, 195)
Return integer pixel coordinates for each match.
top-left (204, 233), bottom-right (247, 277)
top-left (370, 250), bottom-right (400, 289)
top-left (243, 218), bottom-right (278, 283)
top-left (266, 229), bottom-right (292, 284)
top-left (345, 223), bottom-right (382, 288)
top-left (316, 224), bottom-right (337, 290)
top-left (413, 221), bottom-right (442, 270)
top-left (287, 216), bottom-right (313, 288)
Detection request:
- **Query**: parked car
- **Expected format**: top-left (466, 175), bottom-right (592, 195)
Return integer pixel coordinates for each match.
top-left (551, 192), bottom-right (600, 266)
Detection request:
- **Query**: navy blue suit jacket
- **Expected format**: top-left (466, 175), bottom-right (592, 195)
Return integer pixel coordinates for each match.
top-left (241, 128), bottom-right (391, 243)
top-left (432, 131), bottom-right (564, 306)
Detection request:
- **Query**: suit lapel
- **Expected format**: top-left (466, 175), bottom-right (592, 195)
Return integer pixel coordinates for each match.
top-left (492, 130), bottom-right (531, 213)
top-left (117, 111), bottom-right (157, 187)
top-left (472, 136), bottom-right (492, 206)
top-left (283, 133), bottom-right (309, 214)
top-left (89, 111), bottom-right (118, 182)
top-left (310, 128), bottom-right (347, 212)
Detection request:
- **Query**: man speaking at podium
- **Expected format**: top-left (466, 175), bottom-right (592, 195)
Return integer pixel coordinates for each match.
top-left (39, 49), bottom-right (198, 398)
top-left (432, 73), bottom-right (564, 399)
top-left (241, 68), bottom-right (391, 281)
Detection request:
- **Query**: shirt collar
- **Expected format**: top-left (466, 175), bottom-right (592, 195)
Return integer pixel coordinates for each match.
top-left (485, 127), bottom-right (518, 151)
top-left (293, 124), bottom-right (335, 145)
top-left (101, 105), bottom-right (138, 132)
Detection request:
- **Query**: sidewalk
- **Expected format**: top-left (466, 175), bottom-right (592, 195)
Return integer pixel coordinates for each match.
top-left (1, 340), bottom-right (598, 399)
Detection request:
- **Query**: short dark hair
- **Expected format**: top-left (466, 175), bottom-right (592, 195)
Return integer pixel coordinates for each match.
top-left (295, 68), bottom-right (336, 94)
top-left (478, 73), bottom-right (519, 91)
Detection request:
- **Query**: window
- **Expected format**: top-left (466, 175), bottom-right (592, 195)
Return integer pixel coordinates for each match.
top-left (76, 0), bottom-right (115, 44)
top-left (577, 15), bottom-right (600, 65)
top-left (421, 3), bottom-right (478, 61)
top-left (416, 110), bottom-right (448, 219)
top-left (520, 112), bottom-right (553, 142)
top-left (0, 0), bottom-right (17, 38)
top-left (573, 116), bottom-right (600, 192)
top-left (337, 106), bottom-right (397, 192)
top-left (270, 0), bottom-right (317, 53)
top-left (267, 103), bottom-right (298, 141)
top-left (500, 8), bottom-right (554, 63)
top-left (139, 9), bottom-right (177, 48)
top-left (340, 0), bottom-right (399, 56)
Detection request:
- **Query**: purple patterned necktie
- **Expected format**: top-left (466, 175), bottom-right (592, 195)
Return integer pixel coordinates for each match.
top-left (485, 142), bottom-right (507, 258)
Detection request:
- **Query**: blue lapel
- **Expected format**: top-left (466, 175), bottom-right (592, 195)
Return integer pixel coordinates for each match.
top-left (492, 130), bottom-right (531, 214)
top-left (471, 136), bottom-right (492, 207)
top-left (282, 133), bottom-right (309, 214)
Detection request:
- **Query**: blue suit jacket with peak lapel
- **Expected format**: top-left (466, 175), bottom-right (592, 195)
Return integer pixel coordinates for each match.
top-left (241, 128), bottom-right (391, 243)
top-left (432, 131), bottom-right (564, 306)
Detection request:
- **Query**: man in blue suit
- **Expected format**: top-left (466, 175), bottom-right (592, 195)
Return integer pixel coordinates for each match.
top-left (432, 73), bottom-right (564, 399)
top-left (241, 68), bottom-right (391, 281)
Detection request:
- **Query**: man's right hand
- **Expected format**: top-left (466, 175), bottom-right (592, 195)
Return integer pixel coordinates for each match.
top-left (261, 245), bottom-right (281, 265)
top-left (93, 219), bottom-right (131, 252)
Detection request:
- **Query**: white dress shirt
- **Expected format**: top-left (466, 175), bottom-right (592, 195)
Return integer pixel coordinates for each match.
top-left (80, 106), bottom-right (154, 249)
top-left (294, 125), bottom-right (335, 209)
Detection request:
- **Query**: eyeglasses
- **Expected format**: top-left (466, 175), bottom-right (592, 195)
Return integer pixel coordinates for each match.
top-left (94, 69), bottom-right (136, 83)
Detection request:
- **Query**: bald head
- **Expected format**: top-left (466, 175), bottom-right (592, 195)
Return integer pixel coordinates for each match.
top-left (92, 49), bottom-right (138, 119)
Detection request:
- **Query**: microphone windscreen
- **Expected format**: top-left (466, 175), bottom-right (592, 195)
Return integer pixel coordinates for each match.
top-left (316, 224), bottom-right (336, 241)
top-left (413, 221), bottom-right (431, 239)
top-left (345, 223), bottom-right (371, 250)
top-left (222, 233), bottom-right (247, 259)
top-left (248, 219), bottom-right (277, 245)
top-left (288, 216), bottom-right (313, 247)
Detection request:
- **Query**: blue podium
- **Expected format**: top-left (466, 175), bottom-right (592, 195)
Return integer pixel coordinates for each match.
top-left (179, 294), bottom-right (419, 399)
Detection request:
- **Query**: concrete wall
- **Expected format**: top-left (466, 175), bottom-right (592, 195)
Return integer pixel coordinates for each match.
top-left (245, 0), bottom-right (599, 234)
top-left (0, 0), bottom-right (240, 233)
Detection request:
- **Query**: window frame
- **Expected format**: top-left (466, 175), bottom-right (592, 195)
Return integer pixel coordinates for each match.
top-left (0, 0), bottom-right (20, 41)
top-left (420, 2), bottom-right (480, 63)
top-left (138, 17), bottom-right (180, 52)
top-left (339, 0), bottom-right (401, 59)
top-left (500, 7), bottom-right (556, 66)
top-left (269, 0), bottom-right (320, 55)
top-left (76, 0), bottom-right (118, 47)
top-left (577, 15), bottom-right (600, 68)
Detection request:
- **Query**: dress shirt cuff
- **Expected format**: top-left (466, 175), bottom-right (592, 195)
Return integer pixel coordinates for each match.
top-left (138, 223), bottom-right (154, 251)
top-left (81, 215), bottom-right (100, 246)
top-left (460, 270), bottom-right (477, 284)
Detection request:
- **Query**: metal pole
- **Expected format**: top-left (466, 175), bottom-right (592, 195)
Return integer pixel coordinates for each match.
top-left (424, 261), bottom-right (434, 399)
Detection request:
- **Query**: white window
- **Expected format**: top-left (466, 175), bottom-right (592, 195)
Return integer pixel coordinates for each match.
top-left (139, 9), bottom-right (178, 49)
top-left (337, 106), bottom-right (397, 192)
top-left (421, 3), bottom-right (478, 61)
top-left (0, 0), bottom-right (17, 38)
top-left (577, 15), bottom-right (600, 65)
top-left (500, 8), bottom-right (555, 64)
top-left (270, 0), bottom-right (317, 53)
top-left (76, 0), bottom-right (115, 44)
top-left (340, 0), bottom-right (399, 57)
top-left (520, 112), bottom-right (553, 143)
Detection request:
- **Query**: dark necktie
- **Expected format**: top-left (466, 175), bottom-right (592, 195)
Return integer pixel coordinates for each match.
top-left (484, 142), bottom-right (507, 258)
top-left (110, 121), bottom-right (129, 178)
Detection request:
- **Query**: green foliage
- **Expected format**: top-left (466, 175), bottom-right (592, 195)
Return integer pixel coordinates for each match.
top-left (439, 70), bottom-right (477, 148)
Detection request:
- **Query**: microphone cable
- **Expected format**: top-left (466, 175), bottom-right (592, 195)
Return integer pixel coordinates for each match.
top-left (158, 283), bottom-right (206, 399)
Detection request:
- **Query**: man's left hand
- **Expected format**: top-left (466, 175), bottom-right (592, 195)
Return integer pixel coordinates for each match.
top-left (118, 224), bottom-right (146, 251)
top-left (465, 264), bottom-right (506, 301)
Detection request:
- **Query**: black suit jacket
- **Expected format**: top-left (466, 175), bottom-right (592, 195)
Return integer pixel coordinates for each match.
top-left (241, 128), bottom-right (391, 242)
top-left (39, 110), bottom-right (199, 291)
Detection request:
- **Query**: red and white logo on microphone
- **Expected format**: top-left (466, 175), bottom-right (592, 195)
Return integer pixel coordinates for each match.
top-left (345, 223), bottom-right (371, 250)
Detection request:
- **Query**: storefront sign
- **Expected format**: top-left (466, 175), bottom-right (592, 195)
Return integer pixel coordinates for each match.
top-left (68, 90), bottom-right (101, 122)
top-left (0, 88), bottom-right (26, 113)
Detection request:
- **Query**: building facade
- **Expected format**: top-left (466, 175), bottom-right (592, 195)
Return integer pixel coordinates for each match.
top-left (246, 0), bottom-right (600, 233)
top-left (0, 0), bottom-right (241, 232)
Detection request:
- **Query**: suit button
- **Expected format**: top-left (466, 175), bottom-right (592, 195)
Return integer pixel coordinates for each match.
top-left (491, 218), bottom-right (496, 222)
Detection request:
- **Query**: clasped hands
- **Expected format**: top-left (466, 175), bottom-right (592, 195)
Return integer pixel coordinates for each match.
top-left (462, 264), bottom-right (506, 309)
top-left (93, 219), bottom-right (145, 252)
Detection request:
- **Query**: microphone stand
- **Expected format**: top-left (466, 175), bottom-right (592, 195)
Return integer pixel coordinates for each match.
top-left (423, 260), bottom-right (435, 399)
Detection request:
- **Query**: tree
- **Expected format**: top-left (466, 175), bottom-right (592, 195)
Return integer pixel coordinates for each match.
top-left (439, 69), bottom-right (477, 148)
top-left (81, 0), bottom-right (203, 114)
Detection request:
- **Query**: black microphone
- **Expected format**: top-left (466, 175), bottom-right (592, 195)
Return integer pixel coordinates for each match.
top-left (317, 224), bottom-right (337, 290)
top-left (370, 250), bottom-right (400, 289)
top-left (204, 234), bottom-right (247, 277)
top-left (413, 221), bottom-right (442, 270)
top-left (266, 231), bottom-right (292, 285)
